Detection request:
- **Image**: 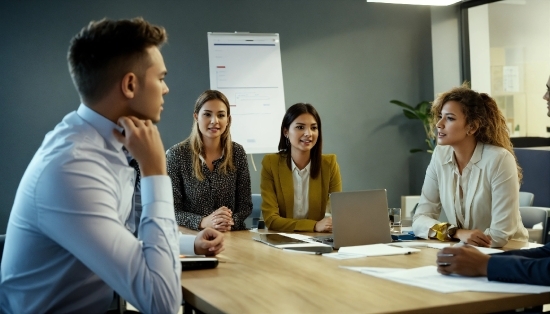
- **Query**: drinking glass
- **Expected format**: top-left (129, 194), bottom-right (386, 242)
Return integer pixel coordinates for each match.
top-left (388, 208), bottom-right (402, 233)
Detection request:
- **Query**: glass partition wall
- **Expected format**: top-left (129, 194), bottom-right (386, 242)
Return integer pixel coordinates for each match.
top-left (464, 0), bottom-right (550, 137)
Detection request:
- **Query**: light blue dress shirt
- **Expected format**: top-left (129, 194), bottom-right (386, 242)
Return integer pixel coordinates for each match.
top-left (0, 105), bottom-right (189, 313)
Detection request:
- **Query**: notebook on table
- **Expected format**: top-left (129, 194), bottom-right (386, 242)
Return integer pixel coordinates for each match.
top-left (312, 189), bottom-right (393, 249)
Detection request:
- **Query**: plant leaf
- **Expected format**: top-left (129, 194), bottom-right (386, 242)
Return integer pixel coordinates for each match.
top-left (403, 110), bottom-right (419, 120)
top-left (416, 112), bottom-right (427, 120)
top-left (410, 148), bottom-right (423, 153)
top-left (390, 100), bottom-right (414, 110)
top-left (415, 101), bottom-right (431, 111)
top-left (418, 102), bottom-right (429, 115)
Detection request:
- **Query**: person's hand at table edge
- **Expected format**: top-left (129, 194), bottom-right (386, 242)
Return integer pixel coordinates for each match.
top-left (194, 227), bottom-right (225, 256)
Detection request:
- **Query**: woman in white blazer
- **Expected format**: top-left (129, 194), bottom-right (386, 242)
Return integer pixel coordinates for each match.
top-left (412, 84), bottom-right (528, 248)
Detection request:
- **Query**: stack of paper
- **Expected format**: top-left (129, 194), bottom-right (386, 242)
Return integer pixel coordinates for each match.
top-left (390, 242), bottom-right (504, 254)
top-left (341, 266), bottom-right (550, 294)
top-left (324, 244), bottom-right (420, 259)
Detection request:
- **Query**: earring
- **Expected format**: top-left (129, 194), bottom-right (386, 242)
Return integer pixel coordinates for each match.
top-left (285, 137), bottom-right (290, 148)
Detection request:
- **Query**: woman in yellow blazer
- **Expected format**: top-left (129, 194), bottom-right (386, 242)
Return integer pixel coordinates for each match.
top-left (261, 103), bottom-right (342, 232)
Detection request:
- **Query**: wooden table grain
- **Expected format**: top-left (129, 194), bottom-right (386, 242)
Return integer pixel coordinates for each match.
top-left (179, 228), bottom-right (546, 314)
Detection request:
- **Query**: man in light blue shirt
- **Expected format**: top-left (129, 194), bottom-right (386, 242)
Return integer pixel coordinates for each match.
top-left (0, 18), bottom-right (223, 313)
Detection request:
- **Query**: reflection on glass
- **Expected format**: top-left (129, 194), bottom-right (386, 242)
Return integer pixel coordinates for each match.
top-left (469, 0), bottom-right (550, 137)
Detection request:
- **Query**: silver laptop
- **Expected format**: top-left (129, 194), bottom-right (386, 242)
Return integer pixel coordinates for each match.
top-left (314, 189), bottom-right (393, 249)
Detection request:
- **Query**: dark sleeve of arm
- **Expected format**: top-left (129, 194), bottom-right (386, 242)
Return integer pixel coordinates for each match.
top-left (495, 243), bottom-right (550, 258)
top-left (488, 254), bottom-right (550, 286)
top-left (166, 147), bottom-right (203, 230)
top-left (231, 145), bottom-right (252, 230)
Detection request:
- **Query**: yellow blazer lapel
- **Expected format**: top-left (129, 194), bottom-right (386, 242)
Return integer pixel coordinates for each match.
top-left (278, 158), bottom-right (295, 219)
top-left (308, 173), bottom-right (322, 220)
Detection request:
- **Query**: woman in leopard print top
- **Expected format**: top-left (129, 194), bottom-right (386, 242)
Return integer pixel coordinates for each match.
top-left (166, 90), bottom-right (252, 231)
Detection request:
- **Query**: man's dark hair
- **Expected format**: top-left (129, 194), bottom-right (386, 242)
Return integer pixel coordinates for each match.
top-left (68, 17), bottom-right (167, 104)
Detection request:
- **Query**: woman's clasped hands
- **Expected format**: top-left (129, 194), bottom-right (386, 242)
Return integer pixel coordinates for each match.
top-left (201, 206), bottom-right (234, 232)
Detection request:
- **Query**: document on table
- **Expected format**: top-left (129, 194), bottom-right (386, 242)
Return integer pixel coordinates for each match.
top-left (345, 265), bottom-right (550, 294)
top-left (521, 242), bottom-right (544, 249)
top-left (323, 252), bottom-right (368, 260)
top-left (390, 241), bottom-right (429, 248)
top-left (426, 243), bottom-right (503, 254)
top-left (390, 242), bottom-right (504, 254)
top-left (337, 244), bottom-right (420, 256)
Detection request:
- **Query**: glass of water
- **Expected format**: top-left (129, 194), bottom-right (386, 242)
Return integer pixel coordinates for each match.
top-left (388, 208), bottom-right (402, 233)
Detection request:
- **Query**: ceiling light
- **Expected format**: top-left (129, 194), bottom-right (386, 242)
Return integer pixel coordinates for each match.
top-left (366, 0), bottom-right (461, 5)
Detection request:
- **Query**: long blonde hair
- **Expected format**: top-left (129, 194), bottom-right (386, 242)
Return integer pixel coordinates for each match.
top-left (186, 90), bottom-right (234, 181)
top-left (430, 83), bottom-right (523, 182)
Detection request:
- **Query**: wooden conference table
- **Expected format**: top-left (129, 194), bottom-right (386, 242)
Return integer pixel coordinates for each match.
top-left (179, 228), bottom-right (548, 313)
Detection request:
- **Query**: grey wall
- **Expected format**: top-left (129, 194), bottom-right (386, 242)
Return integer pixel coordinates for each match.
top-left (0, 0), bottom-right (433, 233)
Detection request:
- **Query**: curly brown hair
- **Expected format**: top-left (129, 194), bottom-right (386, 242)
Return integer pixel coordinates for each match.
top-left (430, 83), bottom-right (522, 182)
top-left (68, 17), bottom-right (167, 105)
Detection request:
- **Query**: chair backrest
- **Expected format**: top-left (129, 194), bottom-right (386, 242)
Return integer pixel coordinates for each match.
top-left (519, 192), bottom-right (535, 207)
top-left (244, 194), bottom-right (262, 229)
top-left (519, 206), bottom-right (548, 243)
top-left (0, 234), bottom-right (5, 265)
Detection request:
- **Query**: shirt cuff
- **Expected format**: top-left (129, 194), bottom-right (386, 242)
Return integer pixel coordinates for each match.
top-left (179, 234), bottom-right (196, 255)
top-left (141, 175), bottom-right (175, 220)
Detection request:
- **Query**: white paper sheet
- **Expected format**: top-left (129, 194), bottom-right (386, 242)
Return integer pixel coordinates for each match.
top-left (360, 266), bottom-right (550, 294)
top-left (323, 252), bottom-right (367, 260)
top-left (338, 244), bottom-right (420, 256)
top-left (390, 241), bottom-right (429, 248)
top-left (425, 243), bottom-right (503, 254)
top-left (340, 266), bottom-right (405, 273)
top-left (521, 243), bottom-right (544, 249)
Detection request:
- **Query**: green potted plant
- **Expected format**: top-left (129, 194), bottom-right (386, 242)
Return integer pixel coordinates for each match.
top-left (390, 99), bottom-right (435, 194)
top-left (390, 100), bottom-right (435, 153)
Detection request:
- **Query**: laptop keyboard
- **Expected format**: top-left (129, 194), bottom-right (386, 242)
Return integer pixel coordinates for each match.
top-left (311, 237), bottom-right (333, 243)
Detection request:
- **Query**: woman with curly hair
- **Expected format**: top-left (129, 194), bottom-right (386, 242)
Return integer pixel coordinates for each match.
top-left (412, 84), bottom-right (528, 248)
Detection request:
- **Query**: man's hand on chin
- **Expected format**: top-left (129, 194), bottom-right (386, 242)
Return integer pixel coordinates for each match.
top-left (194, 228), bottom-right (225, 256)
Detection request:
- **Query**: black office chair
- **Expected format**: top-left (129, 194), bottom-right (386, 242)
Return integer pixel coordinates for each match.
top-left (0, 234), bottom-right (5, 265)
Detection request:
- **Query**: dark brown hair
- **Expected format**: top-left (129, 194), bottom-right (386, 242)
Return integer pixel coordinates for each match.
top-left (278, 103), bottom-right (323, 179)
top-left (431, 83), bottom-right (522, 182)
top-left (68, 17), bottom-right (167, 104)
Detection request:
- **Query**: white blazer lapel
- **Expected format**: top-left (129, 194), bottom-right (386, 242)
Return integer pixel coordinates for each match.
top-left (464, 166), bottom-right (481, 229)
top-left (464, 143), bottom-right (484, 229)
